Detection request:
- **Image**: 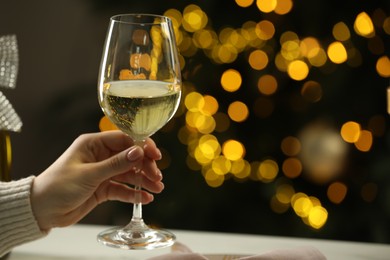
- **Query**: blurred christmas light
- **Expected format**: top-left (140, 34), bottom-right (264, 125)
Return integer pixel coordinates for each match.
top-left (221, 69), bottom-right (242, 92)
top-left (327, 182), bottom-right (348, 204)
top-left (160, 1), bottom-right (389, 231)
top-left (354, 12), bottom-right (375, 38)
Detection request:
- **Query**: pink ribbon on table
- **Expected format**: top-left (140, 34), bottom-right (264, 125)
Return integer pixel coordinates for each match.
top-left (147, 241), bottom-right (327, 260)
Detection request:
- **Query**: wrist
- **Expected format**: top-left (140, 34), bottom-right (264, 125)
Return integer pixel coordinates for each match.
top-left (30, 175), bottom-right (52, 232)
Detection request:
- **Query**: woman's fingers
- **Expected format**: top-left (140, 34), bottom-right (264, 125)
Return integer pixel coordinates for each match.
top-left (111, 171), bottom-right (164, 194)
top-left (95, 180), bottom-right (155, 204)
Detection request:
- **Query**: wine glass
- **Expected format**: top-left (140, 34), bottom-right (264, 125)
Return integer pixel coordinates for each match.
top-left (96, 14), bottom-right (181, 250)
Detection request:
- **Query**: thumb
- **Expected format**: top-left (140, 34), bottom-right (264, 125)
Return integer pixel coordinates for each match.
top-left (95, 145), bottom-right (144, 180)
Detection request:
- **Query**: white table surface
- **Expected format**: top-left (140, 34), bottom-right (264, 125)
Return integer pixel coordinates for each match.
top-left (8, 224), bottom-right (390, 260)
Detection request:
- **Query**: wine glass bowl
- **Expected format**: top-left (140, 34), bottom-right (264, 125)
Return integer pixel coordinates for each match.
top-left (97, 14), bottom-right (181, 250)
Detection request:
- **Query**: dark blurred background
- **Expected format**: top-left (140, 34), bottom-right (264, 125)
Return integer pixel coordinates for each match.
top-left (1, 0), bottom-right (389, 244)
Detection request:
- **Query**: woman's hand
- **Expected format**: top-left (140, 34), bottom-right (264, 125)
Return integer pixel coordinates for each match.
top-left (31, 131), bottom-right (164, 232)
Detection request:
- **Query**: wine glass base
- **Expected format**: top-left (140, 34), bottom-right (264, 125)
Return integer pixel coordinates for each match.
top-left (97, 226), bottom-right (176, 250)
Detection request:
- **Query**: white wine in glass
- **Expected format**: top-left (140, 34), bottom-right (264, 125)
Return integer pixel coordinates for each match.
top-left (97, 14), bottom-right (181, 250)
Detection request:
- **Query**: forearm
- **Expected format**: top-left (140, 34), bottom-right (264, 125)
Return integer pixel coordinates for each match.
top-left (0, 176), bottom-right (46, 257)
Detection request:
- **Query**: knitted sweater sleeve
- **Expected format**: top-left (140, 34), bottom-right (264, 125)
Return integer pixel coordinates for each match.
top-left (0, 176), bottom-right (47, 257)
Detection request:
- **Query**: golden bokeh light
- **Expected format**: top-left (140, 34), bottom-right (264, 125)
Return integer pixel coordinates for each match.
top-left (221, 69), bottom-right (242, 92)
top-left (248, 50), bottom-right (269, 70)
top-left (333, 22), bottom-right (351, 42)
top-left (292, 193), bottom-right (312, 217)
top-left (307, 48), bottom-right (327, 67)
top-left (231, 159), bottom-right (251, 179)
top-left (274, 0), bottom-right (293, 15)
top-left (164, 9), bottom-right (182, 28)
top-left (384, 17), bottom-right (390, 34)
top-left (212, 155), bottom-right (232, 175)
top-left (376, 55), bottom-right (390, 77)
top-left (182, 4), bottom-right (208, 33)
top-left (340, 121), bottom-right (361, 143)
top-left (99, 115), bottom-right (118, 131)
top-left (287, 60), bottom-right (309, 81)
top-left (270, 196), bottom-right (290, 213)
top-left (282, 157), bottom-right (302, 179)
top-left (257, 74), bottom-right (278, 95)
top-left (300, 37), bottom-right (321, 58)
top-left (327, 182), bottom-right (348, 204)
top-left (275, 183), bottom-right (295, 204)
top-left (354, 12), bottom-right (375, 38)
top-left (256, 0), bottom-right (277, 13)
top-left (222, 139), bottom-right (245, 161)
top-left (185, 92), bottom-right (204, 112)
top-left (354, 129), bottom-right (373, 152)
top-left (282, 40), bottom-right (300, 61)
top-left (257, 159), bottom-right (279, 182)
top-left (193, 29), bottom-right (218, 49)
top-left (308, 206), bottom-right (328, 229)
top-left (327, 41), bottom-right (348, 64)
top-left (281, 136), bottom-right (301, 156)
top-left (228, 101), bottom-right (249, 122)
top-left (235, 0), bottom-right (254, 8)
top-left (204, 168), bottom-right (225, 187)
top-left (255, 20), bottom-right (275, 40)
top-left (146, 2), bottom-right (389, 232)
top-left (201, 95), bottom-right (219, 116)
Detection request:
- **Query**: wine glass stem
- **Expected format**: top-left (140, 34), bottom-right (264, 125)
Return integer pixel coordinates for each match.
top-left (132, 139), bottom-right (146, 221)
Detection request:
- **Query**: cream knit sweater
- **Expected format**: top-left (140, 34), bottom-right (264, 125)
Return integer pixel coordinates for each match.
top-left (0, 176), bottom-right (46, 256)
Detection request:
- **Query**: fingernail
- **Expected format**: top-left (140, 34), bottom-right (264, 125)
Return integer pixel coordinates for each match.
top-left (127, 146), bottom-right (142, 161)
top-left (156, 170), bottom-right (163, 179)
top-left (156, 149), bottom-right (162, 160)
